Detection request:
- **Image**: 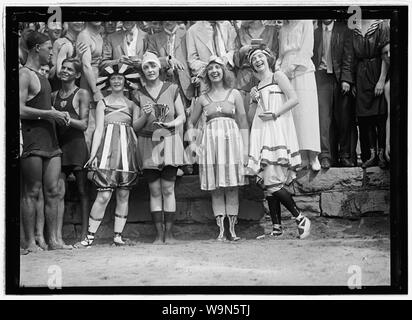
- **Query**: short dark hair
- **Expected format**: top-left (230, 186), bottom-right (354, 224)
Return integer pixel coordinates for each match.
top-left (26, 31), bottom-right (50, 50)
top-left (62, 58), bottom-right (82, 74)
top-left (203, 62), bottom-right (234, 91)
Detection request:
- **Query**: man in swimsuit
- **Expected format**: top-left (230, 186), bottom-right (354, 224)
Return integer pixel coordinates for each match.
top-left (19, 31), bottom-right (69, 251)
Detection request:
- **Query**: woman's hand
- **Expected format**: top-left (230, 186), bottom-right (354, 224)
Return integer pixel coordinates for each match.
top-left (243, 154), bottom-right (249, 167)
top-left (375, 79), bottom-right (385, 96)
top-left (49, 109), bottom-right (70, 126)
top-left (284, 65), bottom-right (296, 79)
top-left (158, 121), bottom-right (172, 128)
top-left (258, 112), bottom-right (276, 122)
top-left (250, 86), bottom-right (259, 103)
top-left (93, 90), bottom-right (104, 103)
top-left (84, 155), bottom-right (97, 168)
top-left (142, 104), bottom-right (154, 115)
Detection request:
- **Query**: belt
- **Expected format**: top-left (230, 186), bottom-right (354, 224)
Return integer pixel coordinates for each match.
top-left (206, 113), bottom-right (235, 123)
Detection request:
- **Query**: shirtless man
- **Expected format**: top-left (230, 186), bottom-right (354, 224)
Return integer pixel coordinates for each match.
top-left (20, 31), bottom-right (69, 251)
top-left (52, 58), bottom-right (90, 244)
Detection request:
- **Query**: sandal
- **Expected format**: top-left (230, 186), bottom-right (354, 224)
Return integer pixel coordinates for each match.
top-left (113, 234), bottom-right (132, 246)
top-left (270, 224), bottom-right (283, 237)
top-left (74, 235), bottom-right (94, 249)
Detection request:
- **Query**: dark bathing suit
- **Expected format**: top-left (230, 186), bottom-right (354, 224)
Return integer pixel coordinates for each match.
top-left (53, 87), bottom-right (89, 172)
top-left (21, 67), bottom-right (62, 159)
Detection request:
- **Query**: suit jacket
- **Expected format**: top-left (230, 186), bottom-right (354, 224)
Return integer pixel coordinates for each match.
top-left (186, 21), bottom-right (237, 77)
top-left (313, 21), bottom-right (354, 84)
top-left (101, 28), bottom-right (148, 69)
top-left (145, 28), bottom-right (194, 100)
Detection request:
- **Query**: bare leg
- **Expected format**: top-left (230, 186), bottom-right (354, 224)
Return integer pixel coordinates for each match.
top-left (74, 190), bottom-right (112, 248)
top-left (148, 179), bottom-right (164, 244)
top-left (162, 179), bottom-right (178, 244)
top-left (34, 189), bottom-right (48, 250)
top-left (88, 190), bottom-right (113, 233)
top-left (55, 172), bottom-right (72, 249)
top-left (74, 170), bottom-right (90, 239)
top-left (42, 156), bottom-right (64, 250)
top-left (21, 156), bottom-right (44, 252)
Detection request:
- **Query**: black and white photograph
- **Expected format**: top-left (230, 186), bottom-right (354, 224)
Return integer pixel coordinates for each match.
top-left (2, 1), bottom-right (408, 298)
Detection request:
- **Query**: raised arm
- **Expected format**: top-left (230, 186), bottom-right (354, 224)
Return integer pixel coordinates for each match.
top-left (78, 33), bottom-right (102, 102)
top-left (54, 43), bottom-right (71, 79)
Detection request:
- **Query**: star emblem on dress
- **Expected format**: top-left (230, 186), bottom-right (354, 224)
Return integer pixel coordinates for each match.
top-left (60, 101), bottom-right (67, 109)
top-left (216, 105), bottom-right (222, 113)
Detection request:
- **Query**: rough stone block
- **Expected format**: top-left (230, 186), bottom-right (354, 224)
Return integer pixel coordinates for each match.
top-left (63, 201), bottom-right (81, 224)
top-left (281, 195), bottom-right (321, 218)
top-left (127, 200), bottom-right (152, 222)
top-left (294, 167), bottom-right (364, 194)
top-left (365, 167), bottom-right (390, 189)
top-left (174, 176), bottom-right (210, 199)
top-left (321, 190), bottom-right (390, 218)
top-left (186, 199), bottom-right (214, 222)
top-left (62, 224), bottom-right (76, 239)
top-left (238, 199), bottom-right (265, 221)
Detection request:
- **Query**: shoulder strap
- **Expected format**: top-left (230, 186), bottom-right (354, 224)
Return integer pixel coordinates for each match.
top-left (204, 93), bottom-right (213, 104)
top-left (52, 91), bottom-right (59, 107)
top-left (73, 87), bottom-right (81, 96)
top-left (224, 88), bottom-right (233, 101)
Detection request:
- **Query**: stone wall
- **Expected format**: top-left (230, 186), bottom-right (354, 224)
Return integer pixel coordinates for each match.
top-left (63, 167), bottom-right (390, 238)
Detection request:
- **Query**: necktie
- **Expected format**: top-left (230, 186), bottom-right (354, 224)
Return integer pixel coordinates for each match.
top-left (324, 26), bottom-right (333, 73)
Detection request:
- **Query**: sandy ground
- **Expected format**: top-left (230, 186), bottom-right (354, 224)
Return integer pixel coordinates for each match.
top-left (20, 216), bottom-right (390, 287)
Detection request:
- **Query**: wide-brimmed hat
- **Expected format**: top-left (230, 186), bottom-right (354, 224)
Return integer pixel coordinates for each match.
top-left (96, 63), bottom-right (141, 91)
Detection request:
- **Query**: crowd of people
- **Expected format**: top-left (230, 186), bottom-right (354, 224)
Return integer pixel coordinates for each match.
top-left (19, 19), bottom-right (390, 252)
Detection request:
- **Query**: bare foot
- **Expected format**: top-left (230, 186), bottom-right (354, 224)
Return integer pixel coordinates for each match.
top-left (48, 242), bottom-right (72, 250)
top-left (35, 236), bottom-right (49, 251)
top-left (152, 236), bottom-right (164, 245)
top-left (164, 233), bottom-right (179, 244)
top-left (20, 248), bottom-right (29, 255)
top-left (25, 243), bottom-right (43, 253)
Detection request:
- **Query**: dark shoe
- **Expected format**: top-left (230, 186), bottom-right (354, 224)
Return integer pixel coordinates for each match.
top-left (362, 149), bottom-right (377, 168)
top-left (340, 158), bottom-right (355, 167)
top-left (320, 158), bottom-right (331, 169)
top-left (377, 148), bottom-right (387, 168)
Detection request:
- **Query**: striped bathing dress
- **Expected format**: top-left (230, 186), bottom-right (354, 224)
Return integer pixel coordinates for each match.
top-left (247, 74), bottom-right (301, 195)
top-left (198, 89), bottom-right (247, 191)
top-left (90, 97), bottom-right (139, 191)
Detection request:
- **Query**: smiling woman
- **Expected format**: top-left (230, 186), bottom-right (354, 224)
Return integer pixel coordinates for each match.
top-left (189, 55), bottom-right (249, 241)
top-left (132, 51), bottom-right (187, 244)
top-left (74, 63), bottom-right (140, 248)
